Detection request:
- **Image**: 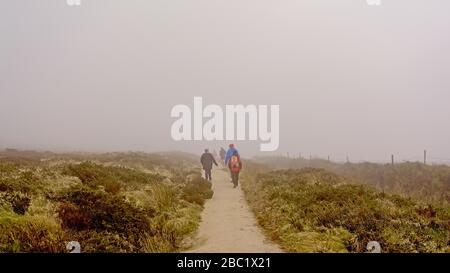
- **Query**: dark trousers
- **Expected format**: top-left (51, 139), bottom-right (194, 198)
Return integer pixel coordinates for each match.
top-left (231, 172), bottom-right (240, 186)
top-left (204, 169), bottom-right (212, 181)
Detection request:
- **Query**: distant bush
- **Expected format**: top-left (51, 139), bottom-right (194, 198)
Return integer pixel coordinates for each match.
top-left (62, 161), bottom-right (166, 193)
top-left (0, 168), bottom-right (43, 194)
top-left (62, 162), bottom-right (122, 194)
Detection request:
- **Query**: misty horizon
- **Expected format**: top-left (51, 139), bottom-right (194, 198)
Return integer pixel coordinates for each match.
top-left (1, 0), bottom-right (450, 164)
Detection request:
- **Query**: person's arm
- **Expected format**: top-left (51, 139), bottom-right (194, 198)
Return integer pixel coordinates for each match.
top-left (200, 154), bottom-right (205, 165)
top-left (225, 150), bottom-right (232, 165)
top-left (212, 155), bottom-right (218, 166)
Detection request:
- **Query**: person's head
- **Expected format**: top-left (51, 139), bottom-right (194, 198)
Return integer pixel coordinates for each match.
top-left (229, 144), bottom-right (235, 149)
top-left (233, 150), bottom-right (239, 156)
top-left (204, 149), bottom-right (209, 153)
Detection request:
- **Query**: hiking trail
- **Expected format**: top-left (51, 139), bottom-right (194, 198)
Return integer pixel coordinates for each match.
top-left (185, 169), bottom-right (282, 253)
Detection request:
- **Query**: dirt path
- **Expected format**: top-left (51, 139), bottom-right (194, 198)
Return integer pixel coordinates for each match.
top-left (186, 169), bottom-right (282, 253)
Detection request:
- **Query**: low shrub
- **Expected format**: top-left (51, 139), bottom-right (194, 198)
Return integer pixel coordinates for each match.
top-left (0, 212), bottom-right (66, 253)
top-left (62, 161), bottom-right (163, 193)
top-left (57, 185), bottom-right (151, 237)
top-left (181, 175), bottom-right (213, 206)
top-left (70, 230), bottom-right (136, 253)
top-left (0, 191), bottom-right (31, 215)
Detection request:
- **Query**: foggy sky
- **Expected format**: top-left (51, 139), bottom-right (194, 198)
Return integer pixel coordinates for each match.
top-left (1, 0), bottom-right (450, 163)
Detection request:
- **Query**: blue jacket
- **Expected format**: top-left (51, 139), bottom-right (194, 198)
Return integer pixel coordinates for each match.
top-left (225, 147), bottom-right (239, 165)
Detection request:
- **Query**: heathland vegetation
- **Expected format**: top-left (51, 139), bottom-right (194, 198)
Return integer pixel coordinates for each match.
top-left (242, 160), bottom-right (450, 253)
top-left (0, 150), bottom-right (213, 253)
top-left (1, 149), bottom-right (449, 253)
top-left (252, 156), bottom-right (450, 204)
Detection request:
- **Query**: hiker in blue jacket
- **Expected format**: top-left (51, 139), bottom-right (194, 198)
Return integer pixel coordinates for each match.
top-left (225, 144), bottom-right (240, 165)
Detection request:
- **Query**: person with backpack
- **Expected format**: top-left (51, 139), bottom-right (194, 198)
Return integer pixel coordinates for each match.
top-left (200, 149), bottom-right (218, 181)
top-left (228, 150), bottom-right (242, 188)
top-left (225, 144), bottom-right (240, 182)
top-left (224, 144), bottom-right (239, 165)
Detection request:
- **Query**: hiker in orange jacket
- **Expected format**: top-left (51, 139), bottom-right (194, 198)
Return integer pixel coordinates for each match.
top-left (228, 150), bottom-right (242, 188)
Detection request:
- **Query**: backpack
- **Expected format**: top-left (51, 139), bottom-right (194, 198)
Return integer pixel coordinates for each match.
top-left (230, 155), bottom-right (240, 173)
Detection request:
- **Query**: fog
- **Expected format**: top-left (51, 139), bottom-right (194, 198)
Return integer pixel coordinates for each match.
top-left (1, 0), bottom-right (450, 163)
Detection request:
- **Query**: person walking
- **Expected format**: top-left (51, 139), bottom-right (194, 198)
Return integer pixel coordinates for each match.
top-left (224, 144), bottom-right (239, 165)
top-left (225, 144), bottom-right (240, 182)
top-left (219, 147), bottom-right (226, 164)
top-left (228, 150), bottom-right (242, 188)
top-left (200, 149), bottom-right (218, 181)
